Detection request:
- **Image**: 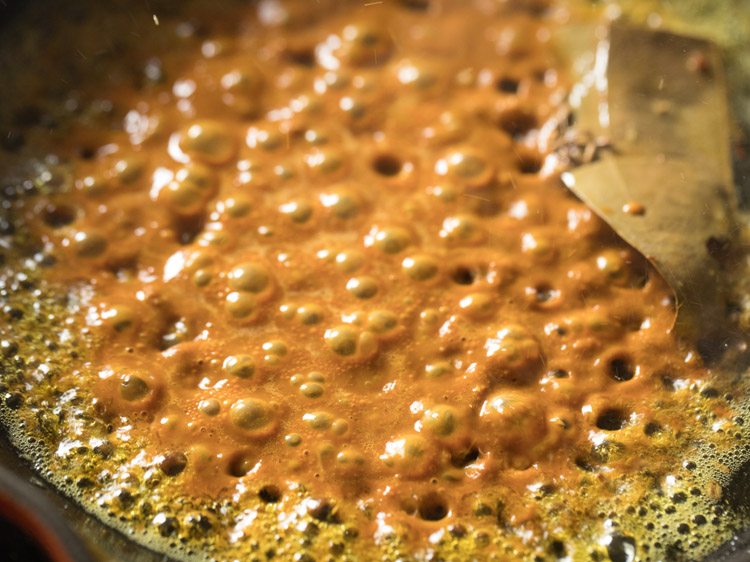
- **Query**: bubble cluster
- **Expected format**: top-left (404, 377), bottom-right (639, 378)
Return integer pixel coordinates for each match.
top-left (0, 0), bottom-right (747, 561)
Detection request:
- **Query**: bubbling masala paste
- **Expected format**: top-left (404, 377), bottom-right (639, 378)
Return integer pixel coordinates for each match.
top-left (0, 0), bottom-right (749, 560)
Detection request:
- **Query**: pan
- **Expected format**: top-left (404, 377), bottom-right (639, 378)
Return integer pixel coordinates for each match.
top-left (1, 1), bottom-right (750, 561)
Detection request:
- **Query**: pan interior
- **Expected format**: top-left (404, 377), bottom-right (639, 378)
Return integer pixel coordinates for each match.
top-left (1, 1), bottom-right (750, 561)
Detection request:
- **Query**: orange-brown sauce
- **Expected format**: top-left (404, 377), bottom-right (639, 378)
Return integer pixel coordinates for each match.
top-left (0, 1), bottom-right (746, 560)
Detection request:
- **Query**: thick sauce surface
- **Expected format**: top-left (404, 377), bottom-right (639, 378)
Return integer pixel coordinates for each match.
top-left (0, 1), bottom-right (747, 560)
